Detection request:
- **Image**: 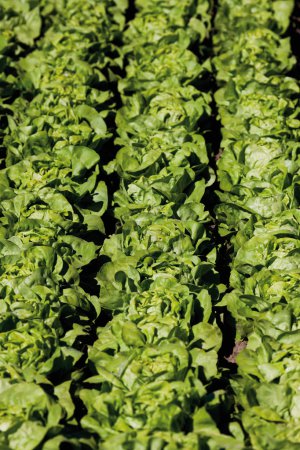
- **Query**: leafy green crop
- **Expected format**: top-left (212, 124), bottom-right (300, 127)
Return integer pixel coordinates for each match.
top-left (214, 0), bottom-right (300, 448)
top-left (74, 1), bottom-right (247, 449)
top-left (0, 0), bottom-right (128, 447)
top-left (0, 0), bottom-right (298, 448)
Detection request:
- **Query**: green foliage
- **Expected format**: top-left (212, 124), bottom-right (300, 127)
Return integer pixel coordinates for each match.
top-left (214, 1), bottom-right (299, 448)
top-left (0, 0), bottom-right (127, 447)
top-left (0, 0), bottom-right (298, 447)
top-left (77, 1), bottom-right (241, 448)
